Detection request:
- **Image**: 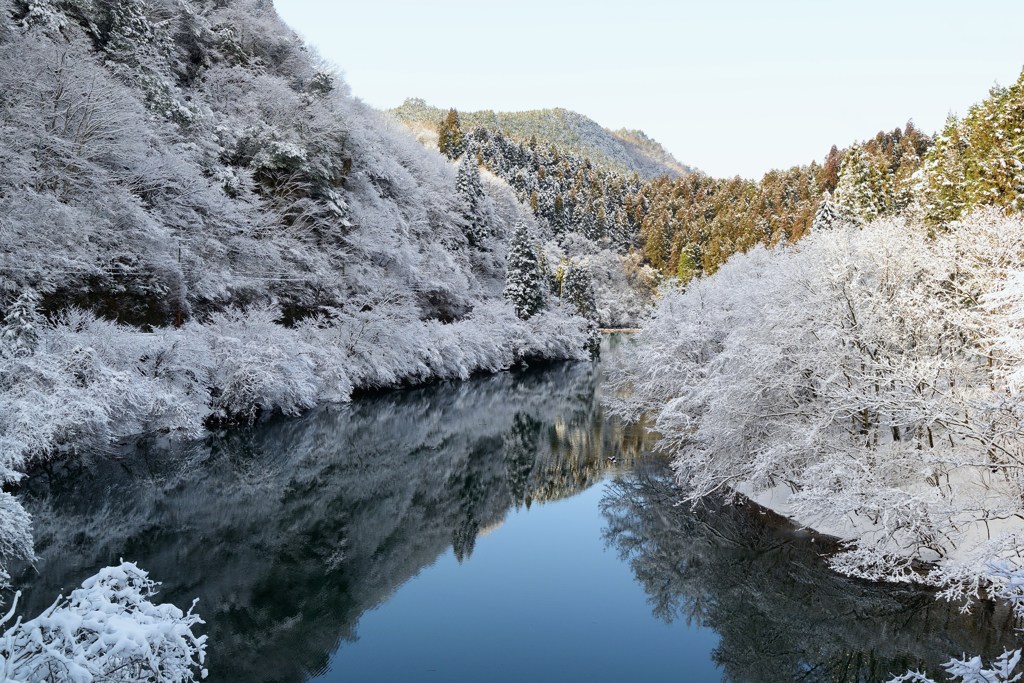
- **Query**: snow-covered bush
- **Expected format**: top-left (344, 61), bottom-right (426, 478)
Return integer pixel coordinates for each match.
top-left (889, 650), bottom-right (1022, 683)
top-left (0, 562), bottom-right (207, 681)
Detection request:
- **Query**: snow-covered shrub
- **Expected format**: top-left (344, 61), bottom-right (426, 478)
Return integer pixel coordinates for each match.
top-left (889, 650), bottom-right (1022, 683)
top-left (0, 562), bottom-right (207, 681)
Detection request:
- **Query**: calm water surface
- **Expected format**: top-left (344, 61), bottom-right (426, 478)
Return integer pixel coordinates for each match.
top-left (12, 337), bottom-right (1021, 682)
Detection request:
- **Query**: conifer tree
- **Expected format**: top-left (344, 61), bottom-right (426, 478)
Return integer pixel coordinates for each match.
top-left (104, 0), bottom-right (154, 69)
top-left (456, 154), bottom-right (487, 245)
top-left (0, 289), bottom-right (42, 359)
top-left (835, 144), bottom-right (890, 222)
top-left (812, 194), bottom-right (843, 231)
top-left (437, 108), bottom-right (465, 160)
top-left (503, 223), bottom-right (545, 320)
top-left (560, 260), bottom-right (600, 355)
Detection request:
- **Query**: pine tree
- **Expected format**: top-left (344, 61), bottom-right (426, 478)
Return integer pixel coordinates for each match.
top-left (503, 223), bottom-right (545, 320)
top-left (437, 108), bottom-right (464, 160)
top-left (812, 194), bottom-right (843, 231)
top-left (1, 289), bottom-right (42, 358)
top-left (561, 260), bottom-right (598, 320)
top-left (456, 154), bottom-right (487, 245)
top-left (834, 144), bottom-right (889, 222)
top-left (560, 260), bottom-right (601, 355)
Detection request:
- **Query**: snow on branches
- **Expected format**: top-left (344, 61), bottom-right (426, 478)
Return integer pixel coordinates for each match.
top-left (0, 562), bottom-right (207, 682)
top-left (889, 650), bottom-right (1022, 683)
top-left (606, 210), bottom-right (1024, 595)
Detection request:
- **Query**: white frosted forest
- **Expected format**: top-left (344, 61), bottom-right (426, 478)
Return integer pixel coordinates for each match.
top-left (0, 0), bottom-right (603, 677)
top-left (1, 0), bottom-right (1024, 679)
top-left (606, 211), bottom-right (1024, 649)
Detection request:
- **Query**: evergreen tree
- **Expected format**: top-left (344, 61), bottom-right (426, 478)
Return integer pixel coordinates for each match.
top-left (834, 144), bottom-right (889, 222)
top-left (102, 0), bottom-right (193, 124)
top-left (1, 289), bottom-right (42, 358)
top-left (437, 108), bottom-right (464, 160)
top-left (812, 194), bottom-right (843, 231)
top-left (503, 413), bottom-right (540, 507)
top-left (503, 223), bottom-right (545, 320)
top-left (560, 260), bottom-right (600, 355)
top-left (456, 154), bottom-right (487, 245)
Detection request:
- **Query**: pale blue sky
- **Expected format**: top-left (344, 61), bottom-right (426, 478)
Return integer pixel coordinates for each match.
top-left (274, 0), bottom-right (1024, 179)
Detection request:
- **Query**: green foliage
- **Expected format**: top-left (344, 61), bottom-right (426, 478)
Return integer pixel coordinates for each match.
top-left (917, 72), bottom-right (1024, 224)
top-left (437, 108), bottom-right (464, 160)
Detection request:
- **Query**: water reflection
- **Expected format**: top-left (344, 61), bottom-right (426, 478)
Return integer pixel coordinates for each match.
top-left (601, 462), bottom-right (1022, 682)
top-left (13, 358), bottom-right (643, 682)
top-left (8, 335), bottom-right (1020, 682)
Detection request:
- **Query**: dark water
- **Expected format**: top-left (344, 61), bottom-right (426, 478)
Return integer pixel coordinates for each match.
top-left (11, 337), bottom-right (1021, 682)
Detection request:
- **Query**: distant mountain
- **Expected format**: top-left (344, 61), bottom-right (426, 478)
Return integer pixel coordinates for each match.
top-left (390, 99), bottom-right (694, 180)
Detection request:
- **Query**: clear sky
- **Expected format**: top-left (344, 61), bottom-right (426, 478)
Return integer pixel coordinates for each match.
top-left (274, 0), bottom-right (1024, 179)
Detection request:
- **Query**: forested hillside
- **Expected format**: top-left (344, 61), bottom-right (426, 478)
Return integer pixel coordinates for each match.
top-left (609, 68), bottom-right (1024, 620)
top-left (390, 98), bottom-right (693, 180)
top-left (0, 0), bottom-right (597, 607)
top-left (397, 96), bottom-right (940, 315)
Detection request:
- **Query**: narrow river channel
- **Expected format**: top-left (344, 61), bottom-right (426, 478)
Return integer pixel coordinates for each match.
top-left (10, 336), bottom-right (1020, 682)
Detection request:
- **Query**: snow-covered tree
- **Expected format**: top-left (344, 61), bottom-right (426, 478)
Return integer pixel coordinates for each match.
top-left (811, 194), bottom-right (843, 231)
top-left (834, 144), bottom-right (889, 222)
top-left (0, 289), bottom-right (42, 359)
top-left (456, 154), bottom-right (487, 246)
top-left (503, 223), bottom-right (546, 320)
top-left (559, 259), bottom-right (600, 354)
top-left (606, 210), bottom-right (1024, 597)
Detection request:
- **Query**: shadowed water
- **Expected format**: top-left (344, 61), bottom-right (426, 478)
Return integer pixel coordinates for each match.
top-left (9, 337), bottom-right (1021, 682)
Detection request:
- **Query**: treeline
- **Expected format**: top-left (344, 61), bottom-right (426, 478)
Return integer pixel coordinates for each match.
top-left (918, 75), bottom-right (1024, 224)
top-left (436, 106), bottom-right (939, 280)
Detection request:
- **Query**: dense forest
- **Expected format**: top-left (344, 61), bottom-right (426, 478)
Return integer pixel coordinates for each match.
top-left (411, 103), bottom-right (936, 282)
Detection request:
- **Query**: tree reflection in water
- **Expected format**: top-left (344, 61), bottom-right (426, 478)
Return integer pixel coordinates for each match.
top-left (7, 335), bottom-right (1019, 683)
top-left (601, 461), bottom-right (1022, 683)
top-left (10, 357), bottom-right (644, 682)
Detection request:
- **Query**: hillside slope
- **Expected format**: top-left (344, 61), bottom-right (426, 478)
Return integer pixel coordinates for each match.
top-left (391, 98), bottom-right (693, 180)
top-left (0, 0), bottom-right (590, 584)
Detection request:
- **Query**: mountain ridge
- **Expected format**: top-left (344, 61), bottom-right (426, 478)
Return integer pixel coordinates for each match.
top-left (389, 98), bottom-right (694, 180)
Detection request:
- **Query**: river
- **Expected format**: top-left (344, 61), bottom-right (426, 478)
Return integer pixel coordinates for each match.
top-left (9, 336), bottom-right (1020, 682)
